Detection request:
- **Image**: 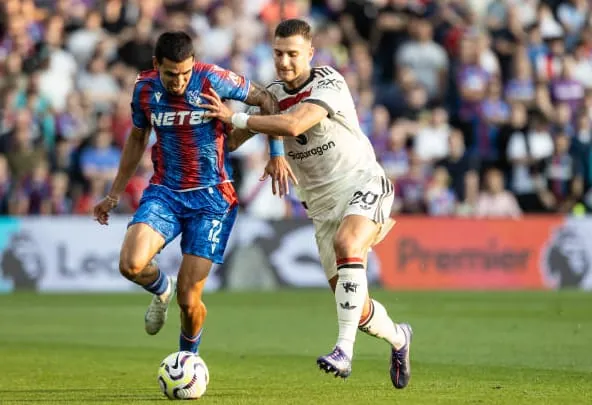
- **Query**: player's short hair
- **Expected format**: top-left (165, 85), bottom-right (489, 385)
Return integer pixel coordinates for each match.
top-left (154, 31), bottom-right (195, 63)
top-left (274, 19), bottom-right (312, 42)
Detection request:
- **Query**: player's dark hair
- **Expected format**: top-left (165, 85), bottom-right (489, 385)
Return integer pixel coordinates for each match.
top-left (154, 31), bottom-right (195, 63)
top-left (274, 19), bottom-right (312, 42)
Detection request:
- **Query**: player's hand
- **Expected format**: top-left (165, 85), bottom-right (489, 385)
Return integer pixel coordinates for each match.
top-left (199, 89), bottom-right (232, 124)
top-left (260, 156), bottom-right (298, 197)
top-left (93, 195), bottom-right (119, 225)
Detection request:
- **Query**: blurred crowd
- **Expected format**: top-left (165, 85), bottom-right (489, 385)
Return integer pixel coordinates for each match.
top-left (1, 0), bottom-right (592, 219)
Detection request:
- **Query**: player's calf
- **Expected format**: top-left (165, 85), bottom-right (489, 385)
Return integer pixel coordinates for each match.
top-left (178, 301), bottom-right (207, 354)
top-left (332, 257), bottom-right (367, 359)
top-left (358, 299), bottom-right (406, 348)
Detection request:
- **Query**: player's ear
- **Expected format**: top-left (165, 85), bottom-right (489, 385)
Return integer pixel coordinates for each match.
top-left (308, 46), bottom-right (315, 63)
top-left (152, 56), bottom-right (159, 70)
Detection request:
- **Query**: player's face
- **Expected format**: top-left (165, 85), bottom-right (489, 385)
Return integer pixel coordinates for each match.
top-left (272, 35), bottom-right (313, 87)
top-left (154, 56), bottom-right (194, 96)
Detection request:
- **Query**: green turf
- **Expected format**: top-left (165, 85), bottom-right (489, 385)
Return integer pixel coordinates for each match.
top-left (0, 290), bottom-right (591, 404)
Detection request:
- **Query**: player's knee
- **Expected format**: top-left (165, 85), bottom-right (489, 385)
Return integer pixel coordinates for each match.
top-left (177, 300), bottom-right (201, 317)
top-left (119, 257), bottom-right (147, 280)
top-left (177, 290), bottom-right (206, 320)
top-left (333, 232), bottom-right (361, 259)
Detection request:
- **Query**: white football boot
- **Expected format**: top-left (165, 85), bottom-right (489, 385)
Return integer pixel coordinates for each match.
top-left (145, 276), bottom-right (176, 335)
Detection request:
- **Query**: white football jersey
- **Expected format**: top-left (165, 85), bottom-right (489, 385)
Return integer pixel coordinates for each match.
top-left (264, 66), bottom-right (384, 209)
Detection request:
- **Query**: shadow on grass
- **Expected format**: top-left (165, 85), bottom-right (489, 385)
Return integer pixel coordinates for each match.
top-left (0, 387), bottom-right (249, 402)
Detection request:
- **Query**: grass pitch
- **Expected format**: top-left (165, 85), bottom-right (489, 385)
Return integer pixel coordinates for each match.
top-left (0, 290), bottom-right (590, 404)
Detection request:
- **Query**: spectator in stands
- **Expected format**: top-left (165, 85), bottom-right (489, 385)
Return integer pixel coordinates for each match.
top-left (394, 154), bottom-right (428, 215)
top-left (557, 0), bottom-right (589, 49)
top-left (425, 166), bottom-right (456, 216)
top-left (572, 39), bottom-right (592, 89)
top-left (368, 105), bottom-right (391, 156)
top-left (77, 53), bottom-right (120, 112)
top-left (475, 167), bottom-right (522, 218)
top-left (55, 91), bottom-right (90, 141)
top-left (74, 177), bottom-right (107, 215)
top-left (355, 87), bottom-right (375, 136)
top-left (506, 108), bottom-right (554, 212)
top-left (436, 128), bottom-right (480, 203)
top-left (456, 33), bottom-right (490, 151)
top-left (396, 14), bottom-right (448, 102)
top-left (477, 31), bottom-right (501, 78)
top-left (540, 131), bottom-right (584, 213)
top-left (456, 170), bottom-right (480, 217)
top-left (373, 0), bottom-right (410, 83)
top-left (375, 66), bottom-right (417, 119)
top-left (66, 10), bottom-right (106, 66)
top-left (505, 50), bottom-right (536, 107)
top-left (571, 111), bottom-right (592, 186)
top-left (79, 129), bottom-right (120, 186)
top-left (380, 123), bottom-right (410, 183)
top-left (413, 107), bottom-right (451, 164)
top-left (0, 154), bottom-right (13, 214)
top-left (39, 14), bottom-right (77, 112)
top-left (550, 57), bottom-right (585, 123)
top-left (535, 33), bottom-right (565, 82)
top-left (48, 170), bottom-right (71, 215)
top-left (4, 109), bottom-right (47, 182)
top-left (117, 18), bottom-right (154, 72)
top-left (110, 96), bottom-right (133, 149)
top-left (477, 78), bottom-right (510, 164)
top-left (13, 159), bottom-right (51, 215)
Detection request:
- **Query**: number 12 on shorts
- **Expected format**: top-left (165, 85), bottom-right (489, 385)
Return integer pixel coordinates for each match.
top-left (208, 219), bottom-right (222, 254)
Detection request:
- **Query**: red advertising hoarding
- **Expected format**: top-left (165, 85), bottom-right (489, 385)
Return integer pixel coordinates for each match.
top-left (374, 217), bottom-right (564, 290)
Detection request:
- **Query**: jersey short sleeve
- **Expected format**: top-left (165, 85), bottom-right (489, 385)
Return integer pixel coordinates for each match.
top-left (303, 68), bottom-right (347, 117)
top-left (207, 65), bottom-right (251, 102)
top-left (130, 78), bottom-right (150, 129)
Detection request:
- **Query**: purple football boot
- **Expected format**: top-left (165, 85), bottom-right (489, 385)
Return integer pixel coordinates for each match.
top-left (390, 323), bottom-right (413, 389)
top-left (316, 346), bottom-right (352, 379)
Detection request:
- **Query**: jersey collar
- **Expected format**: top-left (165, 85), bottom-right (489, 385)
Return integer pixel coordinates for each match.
top-left (283, 69), bottom-right (315, 95)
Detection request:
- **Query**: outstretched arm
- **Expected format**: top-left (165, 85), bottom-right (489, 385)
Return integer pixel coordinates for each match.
top-left (242, 102), bottom-right (327, 137)
top-left (201, 88), bottom-right (327, 137)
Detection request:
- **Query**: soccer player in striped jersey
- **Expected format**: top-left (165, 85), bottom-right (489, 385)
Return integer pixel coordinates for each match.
top-left (200, 19), bottom-right (413, 388)
top-left (93, 31), bottom-right (293, 356)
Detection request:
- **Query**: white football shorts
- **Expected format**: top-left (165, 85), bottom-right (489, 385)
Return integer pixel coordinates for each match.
top-left (311, 174), bottom-right (394, 280)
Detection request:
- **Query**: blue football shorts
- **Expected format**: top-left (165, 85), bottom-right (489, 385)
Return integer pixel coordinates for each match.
top-left (128, 182), bottom-right (238, 263)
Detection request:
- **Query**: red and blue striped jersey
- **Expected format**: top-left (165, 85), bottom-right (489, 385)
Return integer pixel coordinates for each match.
top-left (131, 62), bottom-right (250, 190)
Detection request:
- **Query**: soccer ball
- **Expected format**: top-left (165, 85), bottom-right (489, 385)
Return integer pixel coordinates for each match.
top-left (157, 351), bottom-right (209, 400)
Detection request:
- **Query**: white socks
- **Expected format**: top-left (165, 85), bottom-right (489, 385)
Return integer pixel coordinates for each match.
top-left (334, 258), bottom-right (368, 359)
top-left (359, 299), bottom-right (407, 350)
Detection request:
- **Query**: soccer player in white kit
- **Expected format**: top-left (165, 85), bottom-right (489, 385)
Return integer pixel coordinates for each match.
top-left (199, 19), bottom-right (412, 388)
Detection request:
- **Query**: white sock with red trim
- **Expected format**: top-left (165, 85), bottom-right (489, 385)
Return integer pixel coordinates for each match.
top-left (358, 299), bottom-right (407, 350)
top-left (334, 257), bottom-right (367, 359)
